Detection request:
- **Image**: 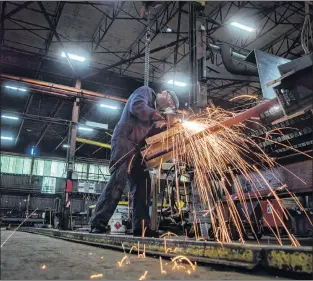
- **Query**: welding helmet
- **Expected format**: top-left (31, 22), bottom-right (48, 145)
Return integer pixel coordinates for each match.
top-left (155, 90), bottom-right (179, 112)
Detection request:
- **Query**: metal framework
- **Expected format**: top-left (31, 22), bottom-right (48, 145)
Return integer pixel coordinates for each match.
top-left (1, 1), bottom-right (312, 161)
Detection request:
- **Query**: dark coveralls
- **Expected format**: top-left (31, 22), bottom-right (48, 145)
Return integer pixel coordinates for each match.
top-left (90, 86), bottom-right (160, 230)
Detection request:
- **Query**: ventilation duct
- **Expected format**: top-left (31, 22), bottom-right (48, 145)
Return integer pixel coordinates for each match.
top-left (220, 44), bottom-right (259, 76)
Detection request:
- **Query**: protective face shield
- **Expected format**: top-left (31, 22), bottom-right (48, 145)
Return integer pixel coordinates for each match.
top-left (155, 90), bottom-right (179, 112)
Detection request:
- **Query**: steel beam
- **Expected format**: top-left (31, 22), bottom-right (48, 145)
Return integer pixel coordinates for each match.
top-left (86, 2), bottom-right (181, 79)
top-left (1, 1), bottom-right (34, 23)
top-left (15, 94), bottom-right (34, 145)
top-left (38, 2), bottom-right (76, 77)
top-left (91, 2), bottom-right (123, 53)
top-left (34, 100), bottom-right (64, 147)
top-left (20, 228), bottom-right (313, 276)
top-left (98, 37), bottom-right (188, 72)
top-left (61, 79), bottom-right (81, 230)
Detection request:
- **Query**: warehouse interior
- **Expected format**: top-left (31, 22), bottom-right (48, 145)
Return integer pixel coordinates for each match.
top-left (1, 1), bottom-right (313, 280)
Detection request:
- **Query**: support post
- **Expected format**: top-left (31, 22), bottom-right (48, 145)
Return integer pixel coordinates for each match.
top-left (150, 176), bottom-right (158, 231)
top-left (25, 155), bottom-right (35, 217)
top-left (189, 3), bottom-right (197, 108)
top-left (189, 2), bottom-right (207, 108)
top-left (61, 79), bottom-right (80, 230)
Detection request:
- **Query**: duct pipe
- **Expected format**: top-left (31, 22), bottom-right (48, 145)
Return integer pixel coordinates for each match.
top-left (220, 44), bottom-right (259, 76)
top-left (0, 74), bottom-right (128, 103)
top-left (208, 43), bottom-right (247, 61)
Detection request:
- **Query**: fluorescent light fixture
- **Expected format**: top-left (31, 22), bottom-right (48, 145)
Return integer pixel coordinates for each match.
top-left (61, 52), bottom-right (86, 62)
top-left (5, 85), bottom-right (27, 92)
top-left (1, 136), bottom-right (13, 140)
top-left (1, 115), bottom-right (19, 120)
top-left (62, 144), bottom-right (70, 148)
top-left (100, 104), bottom-right (119, 110)
top-left (168, 80), bottom-right (187, 87)
top-left (85, 121), bottom-right (108, 130)
top-left (78, 126), bottom-right (93, 132)
top-left (230, 22), bottom-right (255, 32)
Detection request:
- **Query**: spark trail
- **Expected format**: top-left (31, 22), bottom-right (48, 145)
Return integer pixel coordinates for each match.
top-left (144, 103), bottom-right (312, 245)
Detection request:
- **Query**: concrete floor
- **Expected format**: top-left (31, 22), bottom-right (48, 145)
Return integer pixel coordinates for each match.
top-left (1, 230), bottom-right (286, 280)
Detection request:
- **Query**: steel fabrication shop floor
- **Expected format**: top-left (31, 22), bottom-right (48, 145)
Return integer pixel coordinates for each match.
top-left (1, 230), bottom-right (287, 280)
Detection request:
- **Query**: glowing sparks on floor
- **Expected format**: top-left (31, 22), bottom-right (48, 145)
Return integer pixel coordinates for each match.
top-left (117, 255), bottom-right (130, 267)
top-left (90, 273), bottom-right (103, 279)
top-left (159, 257), bottom-right (167, 274)
top-left (160, 232), bottom-right (178, 238)
top-left (138, 271), bottom-right (148, 280)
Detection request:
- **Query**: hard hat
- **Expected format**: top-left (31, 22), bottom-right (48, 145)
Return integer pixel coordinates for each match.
top-left (155, 90), bottom-right (179, 111)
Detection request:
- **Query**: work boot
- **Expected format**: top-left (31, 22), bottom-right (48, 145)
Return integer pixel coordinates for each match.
top-left (90, 223), bottom-right (110, 234)
top-left (133, 228), bottom-right (159, 238)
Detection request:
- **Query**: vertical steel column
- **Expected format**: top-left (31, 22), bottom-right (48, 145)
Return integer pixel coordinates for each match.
top-left (189, 3), bottom-right (207, 108)
top-left (150, 176), bottom-right (158, 231)
top-left (26, 155), bottom-right (35, 217)
top-left (61, 79), bottom-right (81, 230)
top-left (189, 3), bottom-right (197, 108)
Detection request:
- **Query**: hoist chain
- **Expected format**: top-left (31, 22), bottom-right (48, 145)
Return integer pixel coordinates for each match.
top-left (144, 11), bottom-right (151, 87)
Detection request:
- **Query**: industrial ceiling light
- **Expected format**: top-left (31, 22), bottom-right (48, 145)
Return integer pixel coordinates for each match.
top-left (1, 115), bottom-right (19, 120)
top-left (62, 144), bottom-right (70, 148)
top-left (85, 121), bottom-right (108, 130)
top-left (168, 80), bottom-right (187, 87)
top-left (100, 104), bottom-right (119, 110)
top-left (230, 22), bottom-right (255, 32)
top-left (78, 126), bottom-right (93, 132)
top-left (1, 136), bottom-right (13, 140)
top-left (61, 52), bottom-right (86, 62)
top-left (4, 85), bottom-right (27, 92)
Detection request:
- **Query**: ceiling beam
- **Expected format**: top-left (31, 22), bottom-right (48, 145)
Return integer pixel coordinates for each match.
top-left (1, 1), bottom-right (34, 23)
top-left (38, 1), bottom-right (77, 78)
top-left (92, 1), bottom-right (123, 53)
top-left (15, 94), bottom-right (34, 145)
top-left (34, 100), bottom-right (64, 147)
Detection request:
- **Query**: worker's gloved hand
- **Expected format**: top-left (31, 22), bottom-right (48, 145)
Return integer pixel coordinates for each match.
top-left (154, 120), bottom-right (167, 129)
top-left (151, 111), bottom-right (165, 121)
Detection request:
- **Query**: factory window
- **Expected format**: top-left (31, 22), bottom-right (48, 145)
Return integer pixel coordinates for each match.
top-left (75, 163), bottom-right (88, 179)
top-left (33, 159), bottom-right (66, 178)
top-left (88, 164), bottom-right (100, 181)
top-left (41, 177), bottom-right (56, 194)
top-left (88, 164), bottom-right (110, 181)
top-left (33, 159), bottom-right (45, 176)
top-left (50, 160), bottom-right (66, 178)
top-left (98, 165), bottom-right (110, 182)
top-left (0, 154), bottom-right (32, 175)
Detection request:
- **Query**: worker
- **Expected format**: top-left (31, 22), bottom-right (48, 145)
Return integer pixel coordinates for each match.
top-left (90, 86), bottom-right (179, 237)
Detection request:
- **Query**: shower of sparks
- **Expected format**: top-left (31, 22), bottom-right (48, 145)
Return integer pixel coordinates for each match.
top-left (142, 220), bottom-right (147, 238)
top-left (230, 94), bottom-right (259, 101)
top-left (171, 255), bottom-right (196, 272)
top-left (160, 232), bottom-right (178, 238)
top-left (144, 103), bottom-right (313, 246)
top-left (117, 255), bottom-right (130, 267)
top-left (90, 274), bottom-right (104, 279)
top-left (138, 271), bottom-right (148, 280)
top-left (1, 208), bottom-right (38, 248)
top-left (159, 257), bottom-right (167, 274)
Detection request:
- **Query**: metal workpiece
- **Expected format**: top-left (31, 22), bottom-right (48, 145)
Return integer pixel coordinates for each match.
top-left (20, 228), bottom-right (313, 277)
